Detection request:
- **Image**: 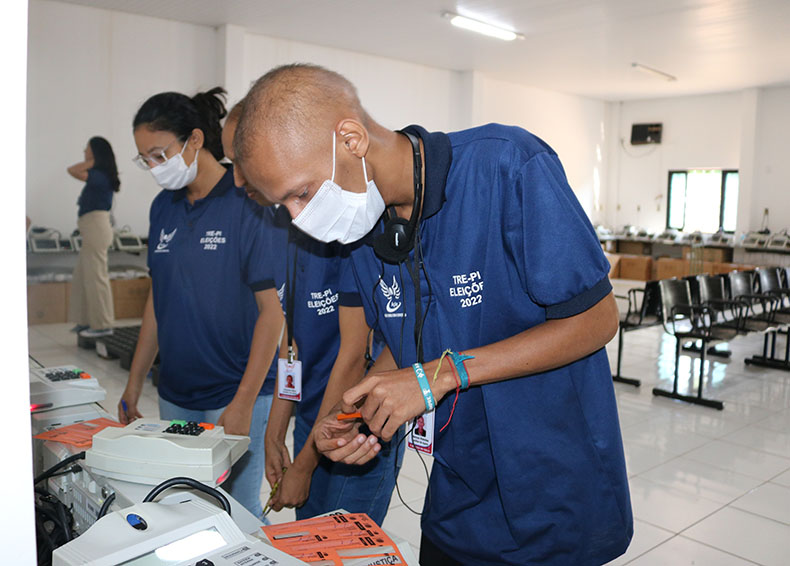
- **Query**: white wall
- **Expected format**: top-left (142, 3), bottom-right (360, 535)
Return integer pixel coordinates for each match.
top-left (242, 32), bottom-right (460, 133)
top-left (241, 34), bottom-right (606, 221)
top-left (3, 1), bottom-right (36, 562)
top-left (27, 0), bottom-right (219, 236)
top-left (26, 1), bottom-right (611, 235)
top-left (607, 92), bottom-right (743, 233)
top-left (469, 74), bottom-right (607, 222)
top-left (606, 87), bottom-right (790, 236)
top-left (752, 86), bottom-right (790, 233)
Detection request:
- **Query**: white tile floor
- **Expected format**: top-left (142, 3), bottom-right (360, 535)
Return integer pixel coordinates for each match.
top-left (27, 286), bottom-right (790, 564)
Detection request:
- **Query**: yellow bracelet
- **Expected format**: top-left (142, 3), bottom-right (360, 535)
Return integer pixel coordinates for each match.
top-left (433, 349), bottom-right (453, 383)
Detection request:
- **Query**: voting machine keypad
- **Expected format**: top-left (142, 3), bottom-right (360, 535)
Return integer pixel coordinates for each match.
top-left (43, 368), bottom-right (91, 382)
top-left (163, 420), bottom-right (215, 436)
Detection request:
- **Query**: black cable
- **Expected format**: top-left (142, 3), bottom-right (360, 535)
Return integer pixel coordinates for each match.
top-left (97, 492), bottom-right (116, 520)
top-left (143, 477), bottom-right (231, 515)
top-left (46, 465), bottom-right (82, 480)
top-left (56, 500), bottom-right (72, 542)
top-left (415, 229), bottom-right (432, 363)
top-left (397, 261), bottom-right (407, 368)
top-left (393, 420), bottom-right (432, 516)
top-left (34, 490), bottom-right (74, 565)
top-left (34, 452), bottom-right (86, 485)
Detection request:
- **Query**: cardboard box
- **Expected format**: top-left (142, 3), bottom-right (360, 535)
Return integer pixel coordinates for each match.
top-left (111, 277), bottom-right (151, 319)
top-left (617, 240), bottom-right (648, 255)
top-left (27, 282), bottom-right (68, 325)
top-left (655, 258), bottom-right (690, 280)
top-left (618, 255), bottom-right (653, 281)
top-left (604, 252), bottom-right (621, 279)
top-left (682, 246), bottom-right (733, 263)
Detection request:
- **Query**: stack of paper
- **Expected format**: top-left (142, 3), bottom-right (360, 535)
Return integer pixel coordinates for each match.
top-left (262, 513), bottom-right (407, 566)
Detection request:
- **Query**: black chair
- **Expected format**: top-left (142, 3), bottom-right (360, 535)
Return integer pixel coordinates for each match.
top-left (682, 274), bottom-right (736, 359)
top-left (727, 271), bottom-right (782, 326)
top-left (613, 281), bottom-right (661, 387)
top-left (756, 267), bottom-right (790, 310)
top-left (697, 274), bottom-right (747, 333)
top-left (652, 279), bottom-right (737, 410)
top-left (731, 270), bottom-right (790, 367)
top-left (739, 268), bottom-right (790, 371)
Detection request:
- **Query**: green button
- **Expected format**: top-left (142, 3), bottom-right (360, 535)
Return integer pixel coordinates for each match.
top-left (170, 420), bottom-right (187, 426)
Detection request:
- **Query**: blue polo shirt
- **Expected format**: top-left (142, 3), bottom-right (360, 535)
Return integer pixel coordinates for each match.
top-left (77, 168), bottom-right (114, 217)
top-left (147, 166), bottom-right (277, 410)
top-left (339, 124), bottom-right (632, 565)
top-left (270, 205), bottom-right (364, 426)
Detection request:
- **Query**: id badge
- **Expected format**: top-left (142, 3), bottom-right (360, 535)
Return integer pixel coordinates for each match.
top-left (277, 358), bottom-right (302, 401)
top-left (406, 411), bottom-right (434, 456)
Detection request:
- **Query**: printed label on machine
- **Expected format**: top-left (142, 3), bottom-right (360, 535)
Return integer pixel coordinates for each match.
top-left (220, 543), bottom-right (282, 565)
top-left (277, 359), bottom-right (302, 401)
top-left (406, 412), bottom-right (434, 456)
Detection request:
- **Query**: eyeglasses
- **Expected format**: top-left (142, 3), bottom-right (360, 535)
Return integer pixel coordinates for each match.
top-left (132, 139), bottom-right (183, 171)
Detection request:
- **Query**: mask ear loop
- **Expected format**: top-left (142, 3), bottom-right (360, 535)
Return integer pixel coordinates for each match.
top-left (181, 136), bottom-right (199, 168)
top-left (362, 155), bottom-right (369, 185)
top-left (331, 131), bottom-right (337, 182)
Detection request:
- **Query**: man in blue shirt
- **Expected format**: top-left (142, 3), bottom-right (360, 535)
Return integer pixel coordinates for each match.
top-left (232, 64), bottom-right (631, 566)
top-left (263, 206), bottom-right (400, 523)
top-left (223, 103), bottom-right (400, 523)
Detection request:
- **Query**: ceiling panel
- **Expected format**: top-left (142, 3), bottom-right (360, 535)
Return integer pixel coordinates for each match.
top-left (51, 0), bottom-right (790, 100)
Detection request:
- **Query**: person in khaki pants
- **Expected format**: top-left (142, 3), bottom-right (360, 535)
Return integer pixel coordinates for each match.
top-left (67, 136), bottom-right (119, 337)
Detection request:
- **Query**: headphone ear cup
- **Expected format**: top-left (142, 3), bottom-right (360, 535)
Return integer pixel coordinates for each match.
top-left (388, 218), bottom-right (410, 251)
top-left (373, 217), bottom-right (412, 263)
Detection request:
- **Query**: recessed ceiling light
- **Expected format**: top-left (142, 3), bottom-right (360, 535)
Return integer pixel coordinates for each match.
top-left (443, 12), bottom-right (524, 41)
top-left (631, 62), bottom-right (677, 82)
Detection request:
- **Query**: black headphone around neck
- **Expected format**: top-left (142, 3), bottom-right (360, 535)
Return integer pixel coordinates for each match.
top-left (372, 131), bottom-right (423, 264)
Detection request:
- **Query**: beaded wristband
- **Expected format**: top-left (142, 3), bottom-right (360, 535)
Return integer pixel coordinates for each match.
top-left (412, 363), bottom-right (435, 412)
top-left (449, 351), bottom-right (475, 390)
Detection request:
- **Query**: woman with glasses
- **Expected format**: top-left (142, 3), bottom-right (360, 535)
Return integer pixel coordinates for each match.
top-left (119, 87), bottom-right (284, 521)
top-left (66, 136), bottom-right (119, 338)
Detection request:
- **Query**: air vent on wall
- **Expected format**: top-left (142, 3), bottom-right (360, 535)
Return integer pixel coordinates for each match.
top-left (631, 123), bottom-right (662, 145)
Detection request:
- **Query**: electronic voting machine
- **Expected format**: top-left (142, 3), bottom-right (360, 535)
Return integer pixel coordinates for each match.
top-left (30, 365), bottom-right (106, 412)
top-left (86, 418), bottom-right (250, 486)
top-left (53, 496), bottom-right (308, 566)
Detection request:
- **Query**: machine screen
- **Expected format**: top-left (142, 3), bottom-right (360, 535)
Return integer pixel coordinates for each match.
top-left (119, 527), bottom-right (226, 565)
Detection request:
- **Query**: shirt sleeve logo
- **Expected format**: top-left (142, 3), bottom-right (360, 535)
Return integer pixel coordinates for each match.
top-left (380, 276), bottom-right (404, 318)
top-left (154, 227), bottom-right (177, 253)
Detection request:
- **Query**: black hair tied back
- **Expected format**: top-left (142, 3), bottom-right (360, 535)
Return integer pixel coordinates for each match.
top-left (133, 87), bottom-right (228, 161)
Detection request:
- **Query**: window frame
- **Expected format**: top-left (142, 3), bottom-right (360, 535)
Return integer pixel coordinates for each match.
top-left (666, 169), bottom-right (738, 233)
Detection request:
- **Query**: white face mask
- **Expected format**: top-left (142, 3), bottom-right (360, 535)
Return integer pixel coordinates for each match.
top-left (150, 139), bottom-right (199, 190)
top-left (292, 132), bottom-right (385, 244)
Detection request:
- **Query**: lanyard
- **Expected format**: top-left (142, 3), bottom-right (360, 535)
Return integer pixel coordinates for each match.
top-left (285, 236), bottom-right (298, 363)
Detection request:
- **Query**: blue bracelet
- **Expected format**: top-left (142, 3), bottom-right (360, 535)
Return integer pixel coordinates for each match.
top-left (449, 351), bottom-right (475, 390)
top-left (412, 363), bottom-right (435, 412)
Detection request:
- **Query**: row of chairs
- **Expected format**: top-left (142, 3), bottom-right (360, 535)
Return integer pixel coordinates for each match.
top-left (614, 266), bottom-right (790, 410)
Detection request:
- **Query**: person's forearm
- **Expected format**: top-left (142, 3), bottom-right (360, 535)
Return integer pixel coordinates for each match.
top-left (236, 289), bottom-right (284, 401)
top-left (127, 291), bottom-right (158, 393)
top-left (293, 308), bottom-right (378, 470)
top-left (66, 161), bottom-right (91, 181)
top-left (265, 392), bottom-right (295, 444)
top-left (425, 293), bottom-right (620, 400)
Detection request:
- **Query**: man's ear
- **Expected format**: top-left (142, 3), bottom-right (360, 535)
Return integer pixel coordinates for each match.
top-left (336, 119), bottom-right (369, 158)
top-left (233, 164), bottom-right (248, 188)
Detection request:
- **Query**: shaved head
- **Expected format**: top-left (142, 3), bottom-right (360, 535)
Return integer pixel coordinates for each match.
top-left (221, 98), bottom-right (245, 161)
top-left (233, 64), bottom-right (368, 167)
